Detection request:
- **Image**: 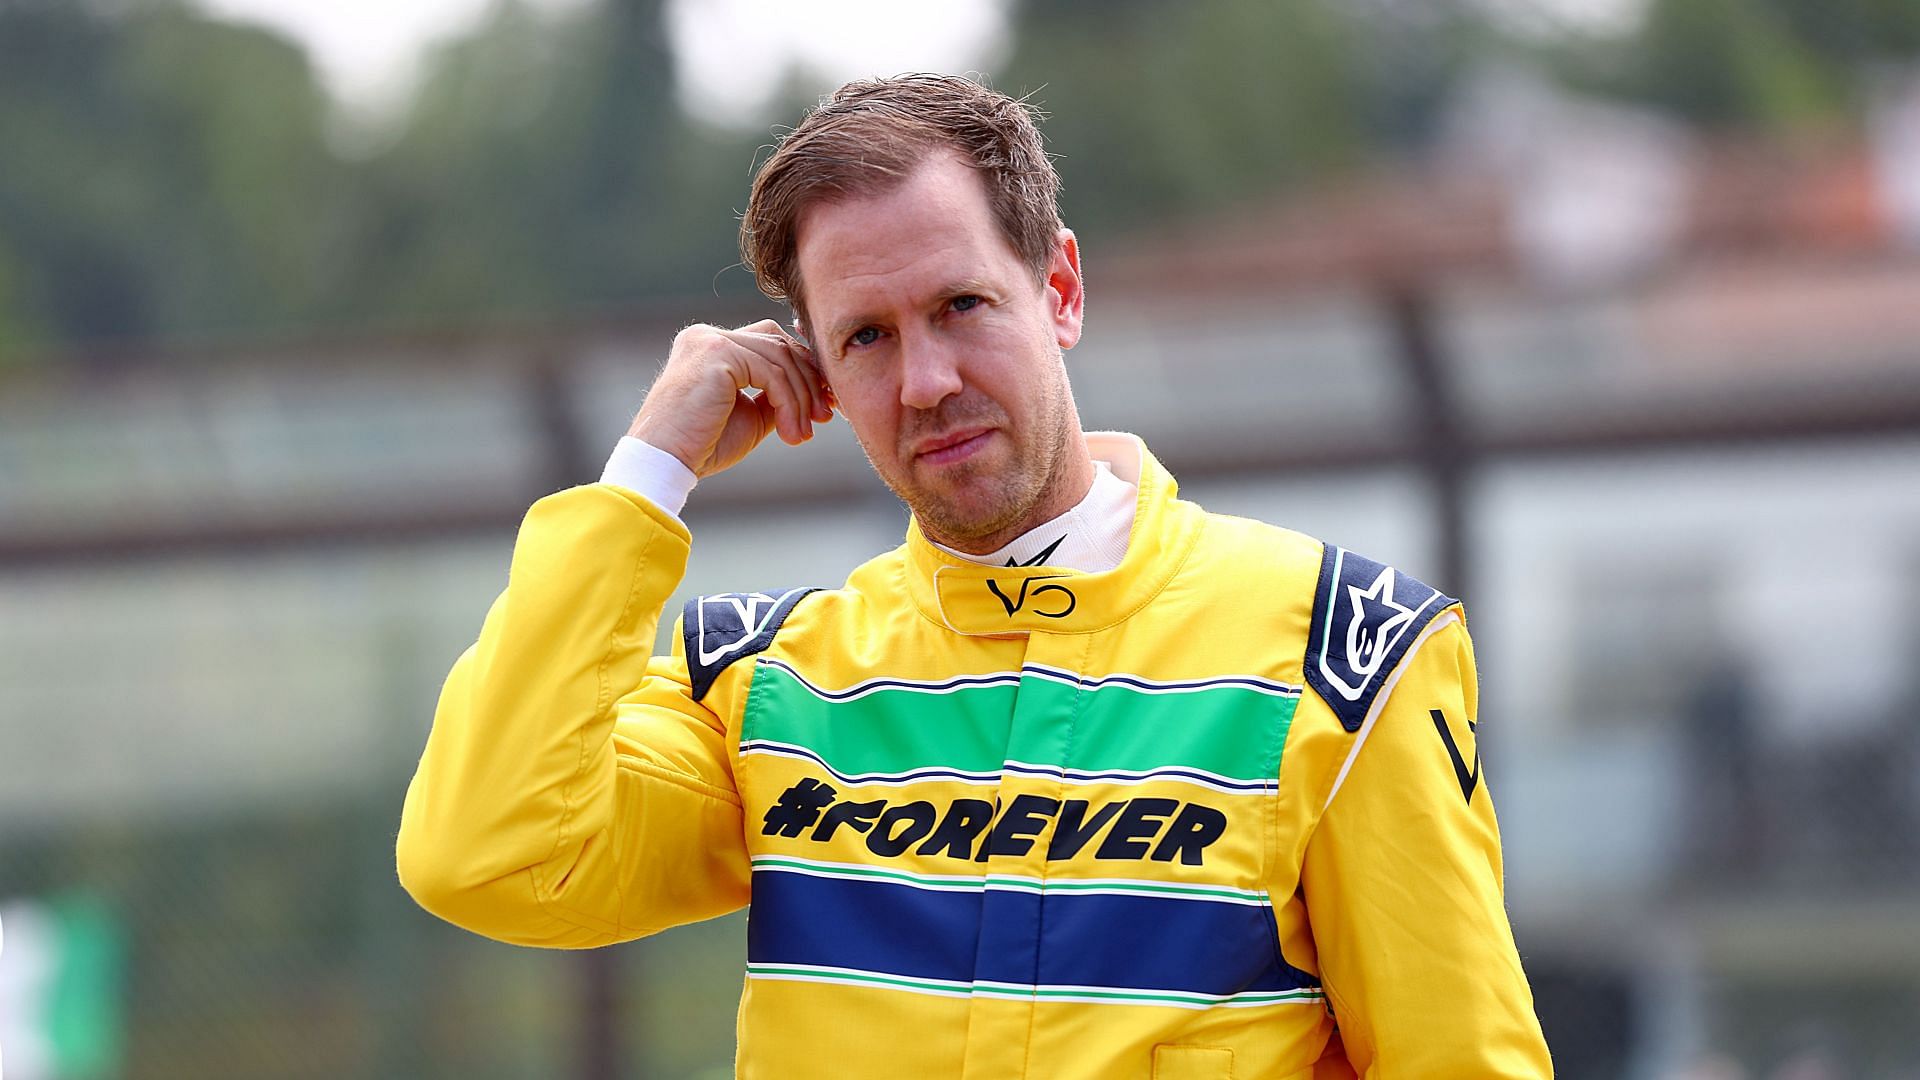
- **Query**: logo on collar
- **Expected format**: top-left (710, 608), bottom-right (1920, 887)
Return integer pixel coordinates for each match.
top-left (986, 574), bottom-right (1077, 618)
top-left (1005, 534), bottom-right (1067, 568)
top-left (683, 588), bottom-right (819, 701)
top-left (1304, 546), bottom-right (1454, 732)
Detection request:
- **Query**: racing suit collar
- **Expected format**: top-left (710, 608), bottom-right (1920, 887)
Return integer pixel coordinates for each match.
top-left (905, 433), bottom-right (1203, 636)
top-left (928, 459), bottom-right (1136, 574)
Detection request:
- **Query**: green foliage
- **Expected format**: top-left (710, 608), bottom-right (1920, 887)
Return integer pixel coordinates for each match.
top-left (326, 0), bottom-right (763, 329)
top-left (0, 0), bottom-right (352, 356)
top-left (0, 238), bottom-right (47, 360)
top-left (1000, 0), bottom-right (1370, 230)
top-left (0, 0), bottom-right (1911, 358)
top-left (1547, 0), bottom-right (1920, 133)
top-left (1629, 0), bottom-right (1850, 130)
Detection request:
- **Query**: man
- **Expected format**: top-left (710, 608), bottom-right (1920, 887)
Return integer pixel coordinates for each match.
top-left (397, 74), bottom-right (1552, 1078)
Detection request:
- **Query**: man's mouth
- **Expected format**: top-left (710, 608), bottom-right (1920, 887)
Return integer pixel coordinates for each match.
top-left (912, 427), bottom-right (995, 467)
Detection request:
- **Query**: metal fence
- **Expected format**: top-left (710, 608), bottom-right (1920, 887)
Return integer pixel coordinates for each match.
top-left (4, 258), bottom-right (1919, 1077)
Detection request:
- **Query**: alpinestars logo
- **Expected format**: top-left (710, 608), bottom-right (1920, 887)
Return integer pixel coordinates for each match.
top-left (1344, 568), bottom-right (1418, 680)
top-left (1303, 546), bottom-right (1455, 732)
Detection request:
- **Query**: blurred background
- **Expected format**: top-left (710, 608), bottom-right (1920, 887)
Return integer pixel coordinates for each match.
top-left (2, 0), bottom-right (1918, 1076)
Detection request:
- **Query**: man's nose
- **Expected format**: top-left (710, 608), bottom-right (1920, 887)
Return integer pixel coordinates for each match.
top-left (897, 331), bottom-right (965, 410)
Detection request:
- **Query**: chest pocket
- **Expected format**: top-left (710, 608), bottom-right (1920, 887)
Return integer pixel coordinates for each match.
top-left (1154, 1044), bottom-right (1234, 1079)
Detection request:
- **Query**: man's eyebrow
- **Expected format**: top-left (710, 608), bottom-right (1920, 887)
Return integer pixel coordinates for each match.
top-left (940, 278), bottom-right (999, 302)
top-left (823, 281), bottom-right (999, 346)
top-left (823, 312), bottom-right (880, 348)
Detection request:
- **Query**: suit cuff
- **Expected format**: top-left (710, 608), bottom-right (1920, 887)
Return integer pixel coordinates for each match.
top-left (600, 437), bottom-right (697, 520)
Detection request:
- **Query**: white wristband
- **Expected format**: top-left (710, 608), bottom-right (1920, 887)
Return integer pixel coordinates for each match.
top-left (600, 437), bottom-right (698, 520)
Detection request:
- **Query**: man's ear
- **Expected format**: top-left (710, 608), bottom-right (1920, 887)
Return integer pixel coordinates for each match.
top-left (1046, 228), bottom-right (1084, 350)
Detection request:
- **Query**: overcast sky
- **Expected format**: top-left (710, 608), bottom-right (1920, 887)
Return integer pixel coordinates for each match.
top-left (194, 0), bottom-right (1011, 126)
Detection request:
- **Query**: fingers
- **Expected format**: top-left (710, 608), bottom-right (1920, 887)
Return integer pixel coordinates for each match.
top-left (712, 332), bottom-right (815, 445)
top-left (789, 333), bottom-right (837, 416)
top-left (744, 319), bottom-right (831, 421)
top-left (763, 320), bottom-right (834, 419)
top-left (716, 322), bottom-right (833, 434)
top-left (725, 321), bottom-right (829, 422)
top-left (738, 389), bottom-right (778, 447)
top-left (751, 352), bottom-right (811, 445)
top-left (633, 318), bottom-right (834, 477)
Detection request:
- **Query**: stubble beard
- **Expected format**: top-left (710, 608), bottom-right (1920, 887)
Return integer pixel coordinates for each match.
top-left (886, 376), bottom-right (1078, 552)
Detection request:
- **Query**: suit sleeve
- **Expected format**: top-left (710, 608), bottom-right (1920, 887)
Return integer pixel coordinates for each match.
top-left (395, 483), bottom-right (751, 948)
top-left (1300, 611), bottom-right (1552, 1077)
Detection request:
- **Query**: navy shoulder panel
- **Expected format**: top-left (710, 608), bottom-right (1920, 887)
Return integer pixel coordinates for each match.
top-left (682, 588), bottom-right (821, 702)
top-left (1303, 545), bottom-right (1456, 733)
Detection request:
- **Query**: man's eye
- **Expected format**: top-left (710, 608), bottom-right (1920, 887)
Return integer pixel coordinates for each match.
top-left (951, 295), bottom-right (981, 313)
top-left (849, 327), bottom-right (881, 348)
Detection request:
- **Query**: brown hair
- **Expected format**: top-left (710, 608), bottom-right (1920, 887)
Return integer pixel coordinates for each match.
top-left (740, 73), bottom-right (1062, 318)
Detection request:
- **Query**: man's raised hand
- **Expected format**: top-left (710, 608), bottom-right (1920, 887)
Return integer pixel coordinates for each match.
top-left (627, 319), bottom-right (835, 479)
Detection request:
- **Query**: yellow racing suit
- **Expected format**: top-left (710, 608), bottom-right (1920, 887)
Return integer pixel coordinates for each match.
top-left (397, 435), bottom-right (1552, 1078)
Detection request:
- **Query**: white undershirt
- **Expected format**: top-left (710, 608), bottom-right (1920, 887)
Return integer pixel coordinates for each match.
top-left (600, 435), bottom-right (1139, 573)
top-left (929, 460), bottom-right (1136, 573)
top-left (600, 436), bottom-right (700, 515)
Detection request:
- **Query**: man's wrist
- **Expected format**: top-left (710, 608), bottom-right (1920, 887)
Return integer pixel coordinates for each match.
top-left (601, 436), bottom-right (698, 519)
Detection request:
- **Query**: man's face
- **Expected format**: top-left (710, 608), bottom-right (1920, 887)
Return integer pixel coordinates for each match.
top-left (795, 152), bottom-right (1086, 551)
